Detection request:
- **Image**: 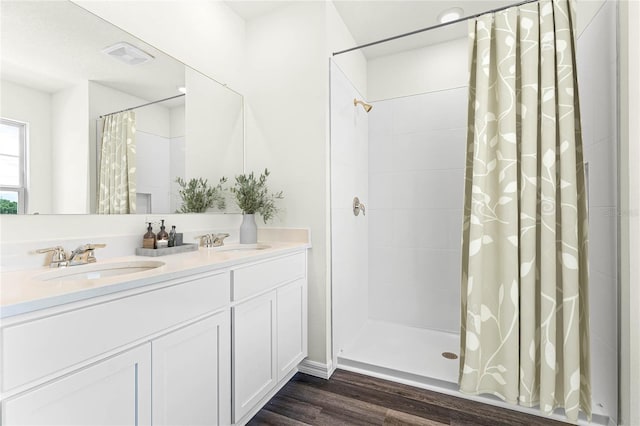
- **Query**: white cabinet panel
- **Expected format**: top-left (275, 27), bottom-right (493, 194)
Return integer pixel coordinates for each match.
top-left (152, 312), bottom-right (230, 426)
top-left (2, 344), bottom-right (151, 426)
top-left (276, 279), bottom-right (307, 382)
top-left (232, 253), bottom-right (305, 301)
top-left (232, 291), bottom-right (277, 422)
top-left (2, 271), bottom-right (229, 393)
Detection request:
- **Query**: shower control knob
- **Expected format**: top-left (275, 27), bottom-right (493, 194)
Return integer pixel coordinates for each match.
top-left (353, 197), bottom-right (366, 216)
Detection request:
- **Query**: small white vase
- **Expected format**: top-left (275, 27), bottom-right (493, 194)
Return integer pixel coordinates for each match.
top-left (240, 213), bottom-right (257, 244)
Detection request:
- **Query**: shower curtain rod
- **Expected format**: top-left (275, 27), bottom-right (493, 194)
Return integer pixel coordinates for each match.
top-left (98, 93), bottom-right (185, 118)
top-left (332, 0), bottom-right (538, 56)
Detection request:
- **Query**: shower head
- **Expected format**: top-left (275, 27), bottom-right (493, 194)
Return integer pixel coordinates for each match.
top-left (354, 98), bottom-right (373, 113)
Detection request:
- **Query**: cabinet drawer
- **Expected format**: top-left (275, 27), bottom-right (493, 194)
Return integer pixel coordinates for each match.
top-left (231, 253), bottom-right (305, 301)
top-left (1, 271), bottom-right (230, 393)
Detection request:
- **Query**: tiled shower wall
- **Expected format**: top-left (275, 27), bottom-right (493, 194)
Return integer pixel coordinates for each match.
top-left (330, 61), bottom-right (369, 359)
top-left (367, 87), bottom-right (467, 334)
top-left (577, 0), bottom-right (618, 420)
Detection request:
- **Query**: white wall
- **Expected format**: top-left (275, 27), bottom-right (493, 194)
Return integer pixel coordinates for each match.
top-left (576, 1), bottom-right (618, 420)
top-left (367, 37), bottom-right (468, 101)
top-left (244, 1), bottom-right (330, 365)
top-left (367, 88), bottom-right (466, 333)
top-left (184, 67), bottom-right (243, 188)
top-left (326, 2), bottom-right (367, 99)
top-left (72, 0), bottom-right (246, 92)
top-left (330, 61), bottom-right (369, 362)
top-left (0, 80), bottom-right (52, 214)
top-left (51, 82), bottom-right (89, 214)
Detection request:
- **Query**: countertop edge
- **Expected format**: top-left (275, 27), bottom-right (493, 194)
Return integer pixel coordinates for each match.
top-left (1, 242), bottom-right (311, 320)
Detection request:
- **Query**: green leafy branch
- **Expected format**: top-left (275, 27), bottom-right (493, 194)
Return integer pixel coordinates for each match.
top-left (230, 169), bottom-right (284, 223)
top-left (176, 176), bottom-right (227, 213)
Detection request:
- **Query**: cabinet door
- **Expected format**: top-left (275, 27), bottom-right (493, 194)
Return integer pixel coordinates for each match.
top-left (2, 344), bottom-right (151, 426)
top-left (152, 311), bottom-right (230, 426)
top-left (276, 279), bottom-right (308, 382)
top-left (232, 291), bottom-right (277, 422)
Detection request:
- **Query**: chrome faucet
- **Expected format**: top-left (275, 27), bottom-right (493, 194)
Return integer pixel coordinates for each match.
top-left (195, 234), bottom-right (214, 248)
top-left (68, 243), bottom-right (106, 265)
top-left (195, 233), bottom-right (230, 248)
top-left (36, 246), bottom-right (69, 268)
top-left (36, 243), bottom-right (106, 268)
top-left (212, 233), bottom-right (230, 247)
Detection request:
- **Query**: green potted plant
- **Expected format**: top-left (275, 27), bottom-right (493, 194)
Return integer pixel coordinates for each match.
top-left (230, 169), bottom-right (284, 243)
top-left (175, 176), bottom-right (227, 213)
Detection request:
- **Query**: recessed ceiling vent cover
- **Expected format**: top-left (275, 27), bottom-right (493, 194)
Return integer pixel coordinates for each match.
top-left (102, 42), bottom-right (154, 65)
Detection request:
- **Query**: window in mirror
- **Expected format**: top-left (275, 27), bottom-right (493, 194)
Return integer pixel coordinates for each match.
top-left (0, 118), bottom-right (27, 214)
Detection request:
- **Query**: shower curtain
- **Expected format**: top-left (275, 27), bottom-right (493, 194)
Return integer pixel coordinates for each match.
top-left (459, 0), bottom-right (590, 421)
top-left (98, 111), bottom-right (136, 214)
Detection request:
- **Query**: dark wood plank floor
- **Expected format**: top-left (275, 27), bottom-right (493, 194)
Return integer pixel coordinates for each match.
top-left (247, 370), bottom-right (569, 426)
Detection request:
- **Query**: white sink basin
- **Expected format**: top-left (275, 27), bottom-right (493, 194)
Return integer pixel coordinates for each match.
top-left (213, 244), bottom-right (271, 253)
top-left (36, 260), bottom-right (165, 282)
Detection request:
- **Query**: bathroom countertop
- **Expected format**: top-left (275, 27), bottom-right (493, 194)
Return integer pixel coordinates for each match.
top-left (0, 240), bottom-right (311, 319)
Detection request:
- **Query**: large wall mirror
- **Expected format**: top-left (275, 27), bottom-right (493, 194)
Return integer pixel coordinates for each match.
top-left (0, 0), bottom-right (244, 215)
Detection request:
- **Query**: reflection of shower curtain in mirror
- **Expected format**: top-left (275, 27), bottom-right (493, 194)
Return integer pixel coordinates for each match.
top-left (98, 111), bottom-right (136, 214)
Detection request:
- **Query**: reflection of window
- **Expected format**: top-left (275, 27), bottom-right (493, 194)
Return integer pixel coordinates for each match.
top-left (0, 118), bottom-right (27, 214)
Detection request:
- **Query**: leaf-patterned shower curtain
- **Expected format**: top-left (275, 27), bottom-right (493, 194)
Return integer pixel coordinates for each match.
top-left (459, 0), bottom-right (590, 421)
top-left (98, 111), bottom-right (136, 214)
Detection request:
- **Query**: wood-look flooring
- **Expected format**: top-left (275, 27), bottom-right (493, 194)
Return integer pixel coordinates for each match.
top-left (247, 370), bottom-right (568, 426)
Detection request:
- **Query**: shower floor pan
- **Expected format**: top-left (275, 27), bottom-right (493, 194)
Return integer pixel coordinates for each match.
top-left (336, 319), bottom-right (610, 426)
top-left (337, 320), bottom-right (460, 386)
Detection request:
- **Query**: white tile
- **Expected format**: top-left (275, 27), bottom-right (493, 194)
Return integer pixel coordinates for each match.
top-left (369, 172), bottom-right (394, 209)
top-left (418, 209), bottom-right (463, 250)
top-left (589, 270), bottom-right (617, 351)
top-left (393, 128), bottom-right (466, 172)
top-left (391, 171), bottom-right (422, 209)
top-left (368, 246), bottom-right (395, 293)
top-left (392, 88), bottom-right (468, 134)
top-left (584, 139), bottom-right (616, 208)
top-left (588, 207), bottom-right (617, 278)
top-left (368, 208), bottom-right (393, 248)
top-left (418, 169), bottom-right (466, 210)
top-left (445, 209), bottom-right (464, 250)
top-left (392, 209), bottom-right (426, 248)
top-left (590, 334), bottom-right (618, 420)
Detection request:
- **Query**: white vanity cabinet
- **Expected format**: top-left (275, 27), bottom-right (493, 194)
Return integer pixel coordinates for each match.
top-left (2, 343), bottom-right (152, 426)
top-left (152, 311), bottom-right (230, 426)
top-left (231, 253), bottom-right (308, 423)
top-left (0, 270), bottom-right (231, 426)
top-left (0, 244), bottom-right (310, 426)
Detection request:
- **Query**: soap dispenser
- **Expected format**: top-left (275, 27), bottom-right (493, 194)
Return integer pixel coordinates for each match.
top-left (143, 223), bottom-right (156, 249)
top-left (168, 225), bottom-right (177, 247)
top-left (157, 219), bottom-right (169, 248)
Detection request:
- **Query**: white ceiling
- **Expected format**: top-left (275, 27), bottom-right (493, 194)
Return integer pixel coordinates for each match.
top-left (225, 0), bottom-right (516, 58)
top-left (331, 0), bottom-right (515, 58)
top-left (0, 1), bottom-right (185, 103)
top-left (224, 1), bottom-right (290, 21)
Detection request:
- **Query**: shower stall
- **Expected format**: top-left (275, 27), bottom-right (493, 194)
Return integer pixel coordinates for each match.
top-left (329, 1), bottom-right (618, 424)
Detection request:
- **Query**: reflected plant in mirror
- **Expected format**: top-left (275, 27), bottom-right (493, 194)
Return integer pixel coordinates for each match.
top-left (175, 177), bottom-right (227, 213)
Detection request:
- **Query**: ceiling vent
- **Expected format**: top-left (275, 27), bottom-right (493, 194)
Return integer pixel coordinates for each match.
top-left (102, 42), bottom-right (154, 65)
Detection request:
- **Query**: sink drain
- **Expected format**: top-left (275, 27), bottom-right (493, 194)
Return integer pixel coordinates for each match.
top-left (442, 352), bottom-right (458, 360)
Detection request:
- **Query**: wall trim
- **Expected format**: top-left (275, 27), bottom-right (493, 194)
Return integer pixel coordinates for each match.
top-left (298, 359), bottom-right (335, 379)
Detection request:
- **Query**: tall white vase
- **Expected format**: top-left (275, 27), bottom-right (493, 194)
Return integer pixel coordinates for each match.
top-left (240, 213), bottom-right (257, 244)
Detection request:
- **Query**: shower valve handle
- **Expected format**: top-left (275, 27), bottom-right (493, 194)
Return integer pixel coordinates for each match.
top-left (353, 197), bottom-right (366, 216)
